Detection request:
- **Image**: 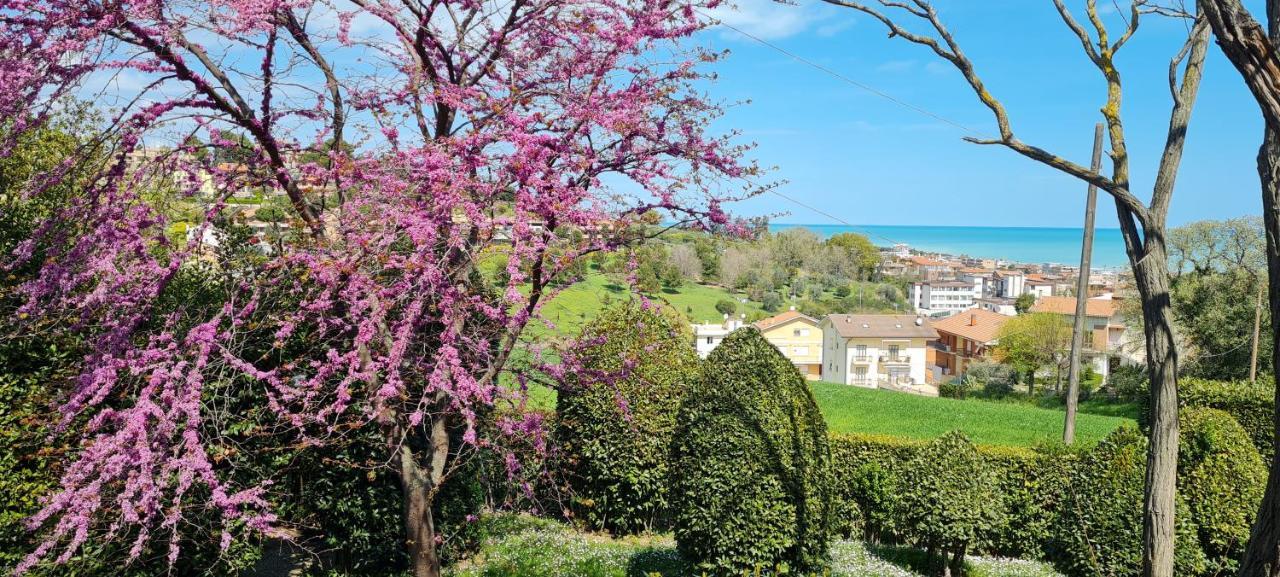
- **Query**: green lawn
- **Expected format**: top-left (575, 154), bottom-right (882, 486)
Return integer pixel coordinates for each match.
top-left (811, 381), bottom-right (1132, 447)
top-left (530, 272), bottom-right (762, 338)
top-left (520, 380), bottom-right (1132, 448)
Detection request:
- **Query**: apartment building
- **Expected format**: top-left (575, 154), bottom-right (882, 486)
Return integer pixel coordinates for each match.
top-left (820, 314), bottom-right (938, 388)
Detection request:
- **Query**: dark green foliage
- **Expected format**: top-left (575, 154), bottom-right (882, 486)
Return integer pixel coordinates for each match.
top-left (962, 362), bottom-right (1018, 399)
top-left (895, 432), bottom-right (1004, 574)
top-left (555, 303), bottom-right (700, 535)
top-left (1108, 364), bottom-right (1148, 403)
top-left (1048, 426), bottom-right (1205, 577)
top-left (761, 292), bottom-right (783, 312)
top-left (1014, 293), bottom-right (1036, 315)
top-left (1178, 408), bottom-right (1266, 576)
top-left (834, 285), bottom-right (851, 298)
top-left (670, 329), bottom-right (834, 575)
top-left (1177, 377), bottom-right (1274, 461)
top-left (938, 380), bottom-right (974, 399)
top-left (1173, 270), bottom-right (1271, 380)
top-left (714, 299), bottom-right (737, 316)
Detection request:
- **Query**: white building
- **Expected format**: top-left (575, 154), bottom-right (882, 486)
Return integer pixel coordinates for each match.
top-left (911, 281), bottom-right (976, 317)
top-left (690, 315), bottom-right (746, 358)
top-left (975, 297), bottom-right (1018, 316)
top-left (994, 270), bottom-right (1026, 299)
top-left (820, 314), bottom-right (938, 388)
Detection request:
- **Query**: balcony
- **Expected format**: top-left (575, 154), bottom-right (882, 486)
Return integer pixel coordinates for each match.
top-left (879, 354), bottom-right (910, 364)
top-left (851, 354), bottom-right (872, 364)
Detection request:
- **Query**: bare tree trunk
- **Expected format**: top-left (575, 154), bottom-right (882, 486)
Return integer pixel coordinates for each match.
top-left (399, 458), bottom-right (443, 577)
top-left (1238, 125), bottom-right (1280, 577)
top-left (1117, 204), bottom-right (1181, 577)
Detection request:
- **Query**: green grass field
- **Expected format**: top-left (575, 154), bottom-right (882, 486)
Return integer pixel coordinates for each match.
top-left (529, 272), bottom-right (763, 338)
top-left (520, 380), bottom-right (1133, 448)
top-left (811, 381), bottom-right (1132, 447)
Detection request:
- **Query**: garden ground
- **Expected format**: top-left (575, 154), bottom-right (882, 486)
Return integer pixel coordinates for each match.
top-left (811, 382), bottom-right (1135, 447)
top-left (447, 514), bottom-right (1062, 577)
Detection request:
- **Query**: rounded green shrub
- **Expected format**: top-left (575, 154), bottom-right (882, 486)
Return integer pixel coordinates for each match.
top-left (670, 328), bottom-right (834, 575)
top-left (1049, 426), bottom-right (1205, 577)
top-left (895, 431), bottom-right (1005, 575)
top-left (1179, 377), bottom-right (1274, 461)
top-left (1179, 408), bottom-right (1266, 576)
top-left (555, 302), bottom-right (700, 535)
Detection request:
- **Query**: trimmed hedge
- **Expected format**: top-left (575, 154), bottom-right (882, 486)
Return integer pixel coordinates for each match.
top-left (1179, 377), bottom-right (1274, 461)
top-left (1179, 408), bottom-right (1266, 576)
top-left (895, 432), bottom-right (1005, 574)
top-left (829, 423), bottom-right (1260, 577)
top-left (555, 303), bottom-right (700, 535)
top-left (1049, 426), bottom-right (1206, 577)
top-left (670, 328), bottom-right (835, 575)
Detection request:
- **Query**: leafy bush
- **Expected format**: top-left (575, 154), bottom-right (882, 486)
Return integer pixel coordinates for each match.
top-left (762, 292), bottom-right (784, 312)
top-left (939, 379), bottom-right (974, 399)
top-left (714, 299), bottom-right (737, 316)
top-left (895, 432), bottom-right (1005, 575)
top-left (1108, 364), bottom-right (1148, 403)
top-left (555, 303), bottom-right (700, 535)
top-left (1048, 426), bottom-right (1205, 577)
top-left (670, 328), bottom-right (834, 575)
top-left (1179, 408), bottom-right (1266, 576)
top-left (1178, 377), bottom-right (1274, 461)
top-left (962, 361), bottom-right (1017, 398)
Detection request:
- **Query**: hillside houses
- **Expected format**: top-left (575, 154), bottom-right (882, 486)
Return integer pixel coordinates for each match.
top-left (1030, 295), bottom-right (1138, 379)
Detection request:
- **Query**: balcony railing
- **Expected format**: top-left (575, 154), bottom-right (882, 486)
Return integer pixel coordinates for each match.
top-left (879, 354), bottom-right (910, 364)
top-left (851, 354), bottom-right (872, 363)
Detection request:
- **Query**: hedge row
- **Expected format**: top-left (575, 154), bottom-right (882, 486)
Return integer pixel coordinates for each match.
top-left (829, 410), bottom-right (1265, 577)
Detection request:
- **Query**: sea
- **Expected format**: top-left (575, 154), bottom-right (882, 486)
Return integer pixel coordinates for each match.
top-left (768, 224), bottom-right (1131, 270)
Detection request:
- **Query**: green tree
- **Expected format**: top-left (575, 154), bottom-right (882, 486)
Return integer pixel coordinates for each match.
top-left (714, 299), bottom-right (737, 316)
top-left (995, 312), bottom-right (1071, 394)
top-left (1014, 293), bottom-right (1036, 315)
top-left (826, 232), bottom-right (881, 281)
top-left (556, 303), bottom-right (700, 534)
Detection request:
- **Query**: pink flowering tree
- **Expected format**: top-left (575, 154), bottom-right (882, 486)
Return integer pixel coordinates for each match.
top-left (0, 0), bottom-right (758, 575)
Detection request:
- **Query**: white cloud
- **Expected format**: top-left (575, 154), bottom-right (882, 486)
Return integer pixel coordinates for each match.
top-left (875, 59), bottom-right (917, 73)
top-left (705, 0), bottom-right (847, 40)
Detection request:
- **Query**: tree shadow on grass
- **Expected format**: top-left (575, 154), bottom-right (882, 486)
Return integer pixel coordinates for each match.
top-left (625, 548), bottom-right (692, 577)
top-left (603, 283), bottom-right (627, 293)
top-left (661, 287), bottom-right (680, 295)
top-left (865, 543), bottom-right (937, 575)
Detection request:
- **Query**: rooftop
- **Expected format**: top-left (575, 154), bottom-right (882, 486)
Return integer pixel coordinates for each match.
top-left (822, 314), bottom-right (939, 339)
top-left (753, 310), bottom-right (819, 331)
top-left (1031, 296), bottom-right (1119, 318)
top-left (931, 308), bottom-right (1012, 344)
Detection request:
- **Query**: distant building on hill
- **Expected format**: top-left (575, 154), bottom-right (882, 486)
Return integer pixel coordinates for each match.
top-left (753, 309), bottom-right (823, 380)
top-left (975, 297), bottom-right (1017, 316)
top-left (690, 315), bottom-right (746, 358)
top-left (820, 314), bottom-right (938, 394)
top-left (910, 281), bottom-right (976, 317)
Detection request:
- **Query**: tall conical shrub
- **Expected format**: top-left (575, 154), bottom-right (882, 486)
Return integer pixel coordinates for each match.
top-left (669, 328), bottom-right (834, 575)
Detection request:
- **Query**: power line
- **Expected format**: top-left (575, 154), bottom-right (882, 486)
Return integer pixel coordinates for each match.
top-left (696, 8), bottom-right (982, 136)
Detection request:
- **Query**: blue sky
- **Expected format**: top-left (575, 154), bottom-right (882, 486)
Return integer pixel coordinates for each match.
top-left (697, 0), bottom-right (1267, 227)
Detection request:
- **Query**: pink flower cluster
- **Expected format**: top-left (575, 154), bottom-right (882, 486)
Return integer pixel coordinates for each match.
top-left (2, 0), bottom-right (759, 571)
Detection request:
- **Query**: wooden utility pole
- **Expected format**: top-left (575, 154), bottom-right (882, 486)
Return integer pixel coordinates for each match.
top-left (1250, 279), bottom-right (1263, 383)
top-left (1064, 123), bottom-right (1104, 445)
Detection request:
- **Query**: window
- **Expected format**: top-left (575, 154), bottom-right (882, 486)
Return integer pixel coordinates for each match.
top-left (888, 344), bottom-right (900, 360)
top-left (855, 344), bottom-right (867, 360)
top-left (706, 337), bottom-right (713, 345)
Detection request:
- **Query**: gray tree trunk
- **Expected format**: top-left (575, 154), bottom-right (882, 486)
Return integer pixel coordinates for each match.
top-left (1238, 126), bottom-right (1280, 577)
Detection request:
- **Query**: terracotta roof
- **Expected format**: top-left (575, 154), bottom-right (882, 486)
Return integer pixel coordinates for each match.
top-left (753, 310), bottom-right (819, 331)
top-left (1031, 296), bottom-right (1118, 318)
top-left (908, 256), bottom-right (949, 267)
top-left (822, 314), bottom-right (939, 339)
top-left (931, 308), bottom-right (1011, 344)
